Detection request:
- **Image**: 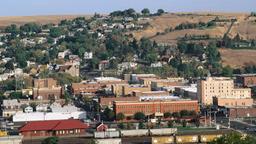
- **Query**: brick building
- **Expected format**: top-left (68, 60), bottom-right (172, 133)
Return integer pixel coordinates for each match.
top-left (113, 100), bottom-right (199, 117)
top-left (112, 84), bottom-right (151, 97)
top-left (19, 119), bottom-right (88, 138)
top-left (213, 97), bottom-right (253, 108)
top-left (34, 78), bottom-right (57, 89)
top-left (71, 82), bottom-right (104, 95)
top-left (99, 96), bottom-right (139, 107)
top-left (132, 91), bottom-right (169, 97)
top-left (236, 74), bottom-right (256, 87)
top-left (33, 78), bottom-right (62, 100)
top-left (229, 108), bottom-right (256, 119)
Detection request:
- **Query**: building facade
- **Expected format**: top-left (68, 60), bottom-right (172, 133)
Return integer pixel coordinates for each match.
top-left (19, 120), bottom-right (88, 138)
top-left (197, 77), bottom-right (251, 105)
top-left (113, 100), bottom-right (199, 116)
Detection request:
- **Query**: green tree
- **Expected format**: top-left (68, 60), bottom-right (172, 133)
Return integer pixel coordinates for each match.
top-left (209, 132), bottom-right (256, 144)
top-left (41, 136), bottom-right (59, 144)
top-left (182, 120), bottom-right (187, 127)
top-left (5, 60), bottom-right (14, 71)
top-left (222, 66), bottom-right (233, 77)
top-left (134, 112), bottom-right (146, 121)
top-left (50, 27), bottom-right (64, 38)
top-left (141, 8), bottom-right (150, 16)
top-left (138, 121), bottom-right (145, 129)
top-left (172, 112), bottom-right (180, 118)
top-left (102, 108), bottom-right (115, 121)
top-left (167, 120), bottom-right (174, 128)
top-left (164, 112), bottom-right (172, 118)
top-left (157, 9), bottom-right (165, 15)
top-left (116, 112), bottom-right (125, 121)
top-left (118, 122), bottom-right (125, 129)
top-left (180, 110), bottom-right (190, 117)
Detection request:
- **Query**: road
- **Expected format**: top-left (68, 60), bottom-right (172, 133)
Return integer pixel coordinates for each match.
top-left (216, 116), bottom-right (256, 135)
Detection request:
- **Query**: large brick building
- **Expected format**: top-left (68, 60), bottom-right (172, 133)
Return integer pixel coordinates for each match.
top-left (197, 77), bottom-right (252, 105)
top-left (33, 78), bottom-right (62, 100)
top-left (112, 84), bottom-right (151, 97)
top-left (71, 82), bottom-right (104, 95)
top-left (236, 74), bottom-right (256, 87)
top-left (113, 100), bottom-right (199, 116)
top-left (19, 119), bottom-right (88, 138)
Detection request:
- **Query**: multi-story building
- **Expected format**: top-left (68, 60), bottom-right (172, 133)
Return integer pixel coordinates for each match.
top-left (71, 82), bottom-right (104, 95)
top-left (112, 84), bottom-right (151, 96)
top-left (113, 100), bottom-right (199, 117)
top-left (34, 78), bottom-right (57, 89)
top-left (151, 79), bottom-right (185, 91)
top-left (198, 77), bottom-right (252, 105)
top-left (33, 78), bottom-right (62, 100)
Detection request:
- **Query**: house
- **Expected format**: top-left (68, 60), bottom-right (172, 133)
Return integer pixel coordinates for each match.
top-left (84, 52), bottom-right (93, 60)
top-left (99, 60), bottom-right (110, 70)
top-left (19, 119), bottom-right (89, 138)
top-left (57, 64), bottom-right (80, 77)
top-left (96, 123), bottom-right (108, 132)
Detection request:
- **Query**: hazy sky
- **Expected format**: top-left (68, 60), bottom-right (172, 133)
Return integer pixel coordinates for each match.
top-left (0, 0), bottom-right (255, 16)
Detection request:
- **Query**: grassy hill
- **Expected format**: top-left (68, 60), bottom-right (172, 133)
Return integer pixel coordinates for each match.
top-left (133, 12), bottom-right (256, 68)
top-left (0, 15), bottom-right (91, 28)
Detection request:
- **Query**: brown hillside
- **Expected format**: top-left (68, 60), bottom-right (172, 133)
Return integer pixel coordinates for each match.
top-left (0, 15), bottom-right (91, 28)
top-left (219, 48), bottom-right (256, 68)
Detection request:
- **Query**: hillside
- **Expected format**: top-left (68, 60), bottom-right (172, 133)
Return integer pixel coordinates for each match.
top-left (133, 12), bottom-right (256, 68)
top-left (0, 15), bottom-right (91, 28)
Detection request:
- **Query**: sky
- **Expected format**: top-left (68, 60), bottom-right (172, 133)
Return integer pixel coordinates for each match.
top-left (0, 0), bottom-right (255, 16)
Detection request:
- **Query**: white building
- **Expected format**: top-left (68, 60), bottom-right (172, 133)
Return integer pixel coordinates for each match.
top-left (84, 52), bottom-right (93, 59)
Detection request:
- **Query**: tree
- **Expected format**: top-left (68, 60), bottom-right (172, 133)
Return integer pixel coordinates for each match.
top-left (167, 120), bottom-right (174, 128)
top-left (180, 110), bottom-right (190, 117)
top-left (41, 137), bottom-right (59, 144)
top-left (222, 66), bottom-right (233, 77)
top-left (182, 120), bottom-right (187, 127)
top-left (164, 112), bottom-right (172, 118)
top-left (209, 132), bottom-right (256, 144)
top-left (50, 27), bottom-right (64, 38)
top-left (116, 112), bottom-right (125, 121)
top-left (141, 8), bottom-right (150, 16)
top-left (118, 122), bottom-right (125, 129)
top-left (102, 108), bottom-right (115, 121)
top-left (134, 112), bottom-right (146, 121)
top-left (172, 112), bottom-right (180, 118)
top-left (157, 9), bottom-right (165, 15)
top-left (139, 121), bottom-right (145, 129)
top-left (5, 60), bottom-right (14, 71)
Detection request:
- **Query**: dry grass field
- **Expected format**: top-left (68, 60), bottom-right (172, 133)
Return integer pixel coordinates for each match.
top-left (219, 48), bottom-right (256, 68)
top-left (0, 15), bottom-right (91, 28)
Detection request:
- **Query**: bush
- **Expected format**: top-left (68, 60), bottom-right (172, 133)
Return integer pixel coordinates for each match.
top-left (164, 112), bottom-right (172, 118)
top-left (42, 137), bottom-right (59, 144)
top-left (116, 112), bottom-right (125, 121)
top-left (134, 112), bottom-right (146, 121)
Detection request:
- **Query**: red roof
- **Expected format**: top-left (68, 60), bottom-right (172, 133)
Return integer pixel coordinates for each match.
top-left (19, 120), bottom-right (88, 132)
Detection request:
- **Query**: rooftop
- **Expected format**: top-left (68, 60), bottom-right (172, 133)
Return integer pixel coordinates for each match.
top-left (94, 77), bottom-right (122, 82)
top-left (19, 119), bottom-right (88, 132)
